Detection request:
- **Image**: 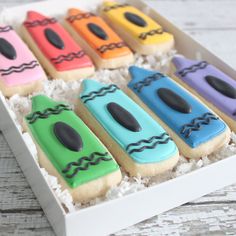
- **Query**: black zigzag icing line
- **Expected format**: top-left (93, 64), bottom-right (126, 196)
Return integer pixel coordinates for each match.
top-left (81, 84), bottom-right (119, 103)
top-left (0, 25), bottom-right (13, 33)
top-left (126, 132), bottom-right (171, 151)
top-left (139, 28), bottom-right (163, 40)
top-left (133, 73), bottom-right (165, 92)
top-left (178, 61), bottom-right (208, 77)
top-left (26, 104), bottom-right (72, 124)
top-left (24, 18), bottom-right (57, 27)
top-left (103, 3), bottom-right (129, 12)
top-left (127, 137), bottom-right (173, 155)
top-left (67, 13), bottom-right (95, 23)
top-left (181, 112), bottom-right (219, 138)
top-left (97, 42), bottom-right (127, 53)
top-left (0, 60), bottom-right (39, 76)
top-left (50, 51), bottom-right (85, 64)
top-left (62, 152), bottom-right (112, 178)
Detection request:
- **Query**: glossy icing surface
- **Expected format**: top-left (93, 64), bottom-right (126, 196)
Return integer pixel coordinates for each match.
top-left (80, 80), bottom-right (177, 164)
top-left (173, 56), bottom-right (236, 120)
top-left (24, 11), bottom-right (93, 71)
top-left (66, 8), bottom-right (132, 59)
top-left (0, 25), bottom-right (45, 86)
top-left (101, 2), bottom-right (173, 45)
top-left (25, 95), bottom-right (119, 188)
top-left (128, 66), bottom-right (227, 148)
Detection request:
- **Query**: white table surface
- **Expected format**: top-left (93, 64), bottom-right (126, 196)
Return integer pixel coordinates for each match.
top-left (0, 0), bottom-right (236, 235)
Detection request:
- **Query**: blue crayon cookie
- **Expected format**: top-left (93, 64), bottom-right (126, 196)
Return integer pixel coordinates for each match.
top-left (127, 66), bottom-right (230, 158)
top-left (77, 79), bottom-right (179, 176)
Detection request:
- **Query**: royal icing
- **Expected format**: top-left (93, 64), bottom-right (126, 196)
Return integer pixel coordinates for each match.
top-left (101, 2), bottom-right (173, 45)
top-left (79, 80), bottom-right (178, 164)
top-left (23, 11), bottom-right (93, 71)
top-left (172, 56), bottom-right (236, 120)
top-left (25, 95), bottom-right (119, 188)
top-left (66, 8), bottom-right (132, 59)
top-left (0, 25), bottom-right (45, 86)
top-left (128, 66), bottom-right (227, 148)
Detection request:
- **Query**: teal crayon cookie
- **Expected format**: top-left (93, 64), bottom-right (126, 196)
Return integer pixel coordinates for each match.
top-left (77, 79), bottom-right (179, 177)
top-left (127, 66), bottom-right (231, 158)
top-left (24, 95), bottom-right (121, 202)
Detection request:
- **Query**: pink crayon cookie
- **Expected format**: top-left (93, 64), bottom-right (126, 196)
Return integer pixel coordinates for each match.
top-left (21, 11), bottom-right (95, 81)
top-left (0, 25), bottom-right (46, 97)
top-left (171, 55), bottom-right (236, 132)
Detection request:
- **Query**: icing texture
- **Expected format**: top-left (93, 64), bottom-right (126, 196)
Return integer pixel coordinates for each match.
top-left (173, 56), bottom-right (236, 120)
top-left (128, 66), bottom-right (227, 148)
top-left (101, 2), bottom-right (173, 45)
top-left (80, 80), bottom-right (177, 164)
top-left (0, 25), bottom-right (45, 86)
top-left (25, 95), bottom-right (119, 188)
top-left (24, 11), bottom-right (93, 71)
top-left (66, 8), bottom-right (131, 59)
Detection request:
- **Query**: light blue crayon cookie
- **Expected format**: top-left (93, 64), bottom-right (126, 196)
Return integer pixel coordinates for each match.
top-left (127, 66), bottom-right (230, 158)
top-left (78, 79), bottom-right (179, 177)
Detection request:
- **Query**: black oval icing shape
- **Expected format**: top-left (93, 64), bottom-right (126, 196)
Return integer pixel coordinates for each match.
top-left (53, 122), bottom-right (83, 152)
top-left (124, 12), bottom-right (147, 27)
top-left (157, 88), bottom-right (192, 114)
top-left (107, 102), bottom-right (141, 132)
top-left (87, 23), bottom-right (108, 40)
top-left (44, 28), bottom-right (64, 50)
top-left (0, 38), bottom-right (16, 60)
top-left (205, 75), bottom-right (236, 99)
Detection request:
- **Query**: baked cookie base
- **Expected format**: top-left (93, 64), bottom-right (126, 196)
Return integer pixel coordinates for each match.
top-left (100, 11), bottom-right (174, 55)
top-left (23, 121), bottom-right (122, 203)
top-left (125, 87), bottom-right (231, 159)
top-left (76, 98), bottom-right (179, 177)
top-left (0, 77), bottom-right (45, 97)
top-left (170, 63), bottom-right (236, 133)
top-left (21, 25), bottom-right (95, 81)
top-left (63, 21), bottom-right (134, 69)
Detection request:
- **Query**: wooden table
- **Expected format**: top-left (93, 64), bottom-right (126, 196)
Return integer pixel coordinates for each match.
top-left (0, 0), bottom-right (236, 235)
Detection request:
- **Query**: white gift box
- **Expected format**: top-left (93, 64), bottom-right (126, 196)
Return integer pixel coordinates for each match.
top-left (0, 0), bottom-right (236, 236)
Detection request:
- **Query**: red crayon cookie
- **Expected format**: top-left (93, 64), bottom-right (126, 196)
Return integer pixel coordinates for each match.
top-left (21, 11), bottom-right (95, 81)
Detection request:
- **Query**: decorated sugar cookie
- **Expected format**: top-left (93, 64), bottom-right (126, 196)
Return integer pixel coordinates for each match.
top-left (127, 66), bottom-right (231, 158)
top-left (0, 25), bottom-right (46, 97)
top-left (77, 80), bottom-right (179, 177)
top-left (172, 56), bottom-right (236, 132)
top-left (100, 1), bottom-right (174, 55)
top-left (64, 8), bottom-right (134, 69)
top-left (25, 95), bottom-right (121, 202)
top-left (21, 11), bottom-right (95, 81)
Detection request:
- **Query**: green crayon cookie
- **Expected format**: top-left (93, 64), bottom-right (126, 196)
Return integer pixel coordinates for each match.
top-left (25, 95), bottom-right (121, 202)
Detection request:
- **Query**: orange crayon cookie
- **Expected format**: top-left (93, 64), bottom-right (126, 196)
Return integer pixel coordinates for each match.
top-left (100, 2), bottom-right (174, 55)
top-left (64, 8), bottom-right (134, 69)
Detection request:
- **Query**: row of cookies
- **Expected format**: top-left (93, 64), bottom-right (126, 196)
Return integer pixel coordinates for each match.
top-left (24, 83), bottom-right (179, 202)
top-left (24, 65), bottom-right (232, 202)
top-left (0, 1), bottom-right (174, 97)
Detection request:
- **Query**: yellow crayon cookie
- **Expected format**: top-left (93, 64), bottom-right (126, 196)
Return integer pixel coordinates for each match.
top-left (100, 2), bottom-right (174, 55)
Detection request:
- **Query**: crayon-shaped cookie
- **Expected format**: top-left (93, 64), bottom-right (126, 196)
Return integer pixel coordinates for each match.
top-left (64, 8), bottom-right (134, 69)
top-left (77, 80), bottom-right (179, 177)
top-left (24, 95), bottom-right (121, 202)
top-left (0, 25), bottom-right (46, 97)
top-left (171, 55), bottom-right (236, 132)
top-left (100, 1), bottom-right (174, 55)
top-left (127, 66), bottom-right (231, 158)
top-left (21, 11), bottom-right (95, 81)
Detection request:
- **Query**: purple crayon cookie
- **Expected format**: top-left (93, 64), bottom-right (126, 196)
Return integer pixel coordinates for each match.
top-left (172, 55), bottom-right (236, 132)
